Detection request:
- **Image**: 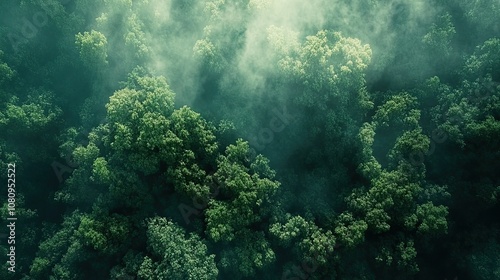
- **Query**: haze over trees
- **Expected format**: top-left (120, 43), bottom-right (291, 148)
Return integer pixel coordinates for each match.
top-left (0, 0), bottom-right (498, 279)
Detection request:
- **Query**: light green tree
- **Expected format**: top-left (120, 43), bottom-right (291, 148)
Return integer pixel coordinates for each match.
top-left (137, 217), bottom-right (218, 280)
top-left (75, 30), bottom-right (108, 68)
top-left (276, 30), bottom-right (372, 108)
top-left (270, 214), bottom-right (336, 266)
top-left (0, 89), bottom-right (62, 133)
top-left (334, 212), bottom-right (368, 248)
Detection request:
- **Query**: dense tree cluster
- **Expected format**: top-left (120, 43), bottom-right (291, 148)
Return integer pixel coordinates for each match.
top-left (0, 0), bottom-right (498, 279)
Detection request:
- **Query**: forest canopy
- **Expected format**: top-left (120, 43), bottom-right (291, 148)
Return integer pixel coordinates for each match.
top-left (0, 0), bottom-right (499, 279)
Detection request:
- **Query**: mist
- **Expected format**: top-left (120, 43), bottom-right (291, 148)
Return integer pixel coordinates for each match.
top-left (0, 0), bottom-right (499, 279)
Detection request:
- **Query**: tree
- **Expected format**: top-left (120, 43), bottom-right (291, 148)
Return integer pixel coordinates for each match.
top-left (374, 237), bottom-right (419, 276)
top-left (412, 202), bottom-right (448, 235)
top-left (346, 86), bottom-right (450, 276)
top-left (29, 211), bottom-right (85, 279)
top-left (124, 13), bottom-right (150, 58)
top-left (266, 25), bottom-right (300, 58)
top-left (464, 38), bottom-right (500, 81)
top-left (270, 214), bottom-right (336, 266)
top-left (56, 69), bottom-right (219, 212)
top-left (218, 229), bottom-right (275, 278)
top-left (75, 30), bottom-right (108, 68)
top-left (193, 0), bottom-right (252, 73)
top-left (75, 208), bottom-right (132, 256)
top-left (104, 71), bottom-right (175, 172)
top-left (334, 212), bottom-right (368, 248)
top-left (203, 139), bottom-right (280, 277)
top-left (46, 68), bottom-right (283, 278)
top-left (373, 92), bottom-right (420, 129)
top-left (0, 89), bottom-right (62, 134)
top-left (276, 30), bottom-right (372, 109)
top-left (0, 50), bottom-right (15, 87)
top-left (205, 139), bottom-right (279, 242)
top-left (193, 29), bottom-right (228, 73)
top-left (422, 13), bottom-right (456, 56)
top-left (137, 217), bottom-right (218, 280)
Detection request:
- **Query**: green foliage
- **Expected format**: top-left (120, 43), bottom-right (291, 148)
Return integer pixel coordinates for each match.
top-left (270, 215), bottom-right (312, 247)
top-left (107, 72), bottom-right (174, 127)
top-left (169, 106), bottom-right (218, 161)
top-left (109, 250), bottom-right (143, 279)
top-left (0, 50), bottom-right (15, 86)
top-left (76, 215), bottom-right (107, 252)
top-left (193, 32), bottom-right (227, 73)
top-left (334, 212), bottom-right (368, 248)
top-left (29, 211), bottom-right (84, 279)
top-left (218, 230), bottom-right (275, 278)
top-left (0, 89), bottom-right (62, 133)
top-left (205, 139), bottom-right (279, 242)
top-left (75, 211), bottom-right (131, 255)
top-left (373, 92), bottom-right (419, 128)
top-left (348, 80), bottom-right (451, 276)
top-left (465, 38), bottom-right (500, 80)
top-left (270, 214), bottom-right (336, 265)
top-left (193, 0), bottom-right (252, 72)
top-left (1, 1), bottom-right (499, 279)
top-left (388, 128), bottom-right (430, 165)
top-left (138, 217), bottom-right (218, 280)
top-left (374, 237), bottom-right (419, 276)
top-left (414, 202), bottom-right (448, 235)
top-left (75, 30), bottom-right (108, 68)
top-left (124, 13), bottom-right (149, 58)
top-left (105, 72), bottom-right (179, 174)
top-left (348, 166), bottom-right (427, 233)
top-left (266, 25), bottom-right (300, 57)
top-left (422, 13), bottom-right (456, 56)
top-left (278, 30), bottom-right (372, 108)
top-left (91, 157), bottom-right (111, 185)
